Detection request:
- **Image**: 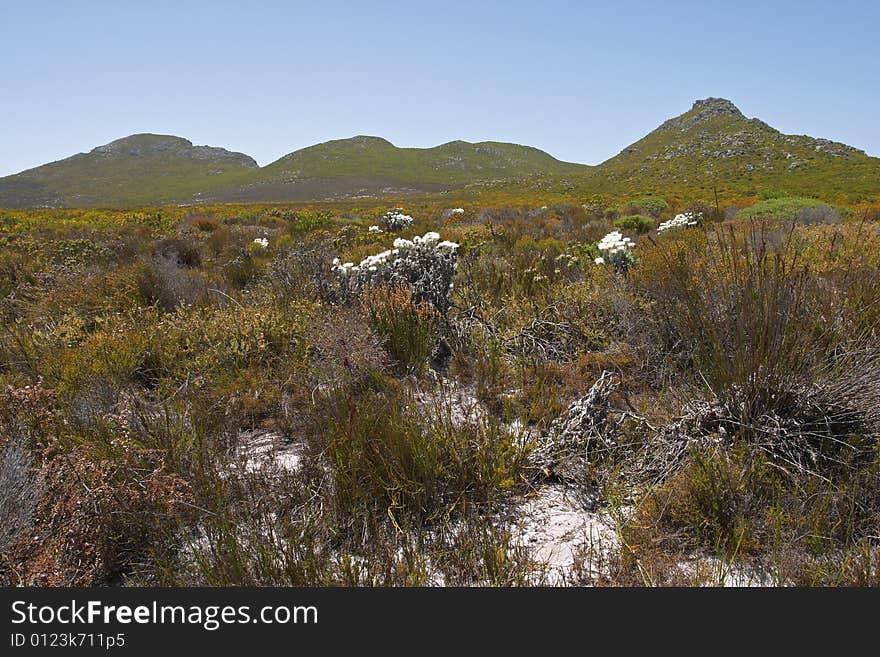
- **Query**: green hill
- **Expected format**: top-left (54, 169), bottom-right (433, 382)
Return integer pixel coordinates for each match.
top-left (586, 98), bottom-right (880, 202)
top-left (0, 134), bottom-right (258, 208)
top-left (2, 99), bottom-right (878, 208)
top-left (0, 134), bottom-right (589, 207)
top-left (205, 136), bottom-right (591, 202)
top-left (473, 98), bottom-right (880, 205)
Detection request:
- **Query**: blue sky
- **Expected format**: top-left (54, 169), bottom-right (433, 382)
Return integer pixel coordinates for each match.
top-left (2, 0), bottom-right (878, 176)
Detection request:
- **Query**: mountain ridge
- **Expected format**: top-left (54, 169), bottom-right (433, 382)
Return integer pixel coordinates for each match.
top-left (1, 98), bottom-right (878, 208)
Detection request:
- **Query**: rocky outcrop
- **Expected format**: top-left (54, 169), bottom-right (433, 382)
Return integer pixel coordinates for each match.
top-left (92, 135), bottom-right (258, 167)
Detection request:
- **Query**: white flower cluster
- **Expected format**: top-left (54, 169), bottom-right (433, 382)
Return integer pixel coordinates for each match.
top-left (368, 225), bottom-right (383, 233)
top-left (595, 231), bottom-right (636, 272)
top-left (597, 231), bottom-right (634, 255)
top-left (332, 231), bottom-right (460, 312)
top-left (253, 237), bottom-right (269, 248)
top-left (449, 208), bottom-right (465, 215)
top-left (658, 212), bottom-right (701, 233)
top-left (380, 208), bottom-right (415, 232)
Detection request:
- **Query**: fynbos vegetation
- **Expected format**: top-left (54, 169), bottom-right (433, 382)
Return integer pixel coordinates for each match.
top-left (2, 194), bottom-right (879, 587)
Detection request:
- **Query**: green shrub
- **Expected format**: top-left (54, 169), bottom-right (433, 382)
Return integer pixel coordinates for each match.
top-left (737, 197), bottom-right (838, 222)
top-left (287, 210), bottom-right (331, 235)
top-left (617, 196), bottom-right (668, 218)
top-left (222, 251), bottom-right (260, 289)
top-left (614, 214), bottom-right (655, 234)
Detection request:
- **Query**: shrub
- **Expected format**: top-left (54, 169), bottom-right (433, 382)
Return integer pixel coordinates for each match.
top-left (11, 439), bottom-right (190, 585)
top-left (153, 238), bottom-right (201, 268)
top-left (363, 285), bottom-right (442, 376)
top-left (137, 257), bottom-right (208, 312)
top-left (380, 209), bottom-right (415, 232)
top-left (286, 210), bottom-right (331, 234)
top-left (311, 386), bottom-right (527, 524)
top-left (617, 196), bottom-right (668, 218)
top-left (614, 214), bottom-right (655, 234)
top-left (189, 216), bottom-right (219, 232)
top-left (333, 232), bottom-right (459, 313)
top-left (737, 197), bottom-right (835, 222)
top-left (151, 302), bottom-right (314, 386)
top-left (223, 250), bottom-right (260, 289)
top-left (636, 222), bottom-right (818, 405)
top-left (206, 226), bottom-right (233, 255)
top-left (595, 230), bottom-right (636, 272)
top-left (0, 438), bottom-right (43, 555)
top-left (657, 211), bottom-right (701, 233)
top-left (305, 307), bottom-right (388, 388)
top-left (634, 221), bottom-right (880, 470)
top-left (268, 242), bottom-right (337, 302)
top-left (798, 205), bottom-right (841, 225)
top-left (627, 446), bottom-right (779, 556)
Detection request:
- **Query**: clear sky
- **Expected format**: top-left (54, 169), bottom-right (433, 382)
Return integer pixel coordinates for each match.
top-left (2, 0), bottom-right (878, 176)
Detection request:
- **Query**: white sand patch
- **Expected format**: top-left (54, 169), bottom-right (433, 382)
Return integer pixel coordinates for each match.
top-left (233, 429), bottom-right (302, 473)
top-left (412, 377), bottom-right (487, 426)
top-left (676, 556), bottom-right (776, 587)
top-left (509, 485), bottom-right (619, 585)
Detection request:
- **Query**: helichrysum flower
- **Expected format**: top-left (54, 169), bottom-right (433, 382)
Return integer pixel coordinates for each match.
top-left (597, 231), bottom-right (634, 253)
top-left (381, 209), bottom-right (415, 231)
top-left (331, 229), bottom-right (459, 311)
top-left (658, 212), bottom-right (701, 233)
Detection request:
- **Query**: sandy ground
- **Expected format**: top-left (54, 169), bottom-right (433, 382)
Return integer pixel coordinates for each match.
top-left (229, 388), bottom-right (778, 586)
top-left (507, 485), bottom-right (619, 584)
top-left (233, 429), bottom-right (303, 473)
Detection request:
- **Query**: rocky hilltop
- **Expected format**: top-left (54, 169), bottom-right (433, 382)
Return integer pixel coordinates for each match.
top-left (589, 97), bottom-right (877, 197)
top-left (91, 135), bottom-right (259, 168)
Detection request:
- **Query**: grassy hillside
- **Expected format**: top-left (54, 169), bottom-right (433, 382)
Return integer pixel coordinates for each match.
top-left (265, 136), bottom-right (588, 182)
top-left (0, 135), bottom-right (590, 208)
top-left (0, 134), bottom-right (259, 208)
top-left (2, 99), bottom-right (878, 208)
top-left (588, 97), bottom-right (880, 202)
top-left (206, 136), bottom-right (591, 202)
top-left (470, 98), bottom-right (880, 207)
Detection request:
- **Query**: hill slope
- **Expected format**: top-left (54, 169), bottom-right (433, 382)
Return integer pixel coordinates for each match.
top-left (586, 98), bottom-right (880, 200)
top-left (205, 136), bottom-right (591, 202)
top-left (0, 134), bottom-right (258, 208)
top-left (2, 99), bottom-right (878, 208)
top-left (0, 134), bottom-right (590, 207)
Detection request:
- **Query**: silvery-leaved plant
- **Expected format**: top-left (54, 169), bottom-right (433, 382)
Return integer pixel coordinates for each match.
top-left (596, 230), bottom-right (636, 272)
top-left (657, 211), bottom-right (701, 233)
top-left (380, 208), bottom-right (415, 232)
top-left (332, 231), bottom-right (459, 312)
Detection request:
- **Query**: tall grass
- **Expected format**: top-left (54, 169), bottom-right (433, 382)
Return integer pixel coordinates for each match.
top-left (362, 284), bottom-right (442, 376)
top-left (635, 221), bottom-right (879, 429)
top-left (307, 384), bottom-right (528, 527)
